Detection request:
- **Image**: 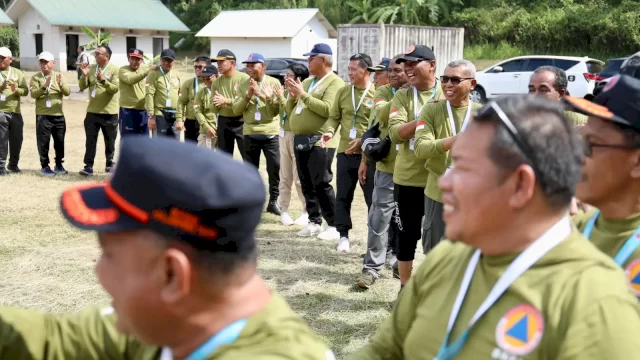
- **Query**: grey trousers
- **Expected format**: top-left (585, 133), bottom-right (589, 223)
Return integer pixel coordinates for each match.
top-left (363, 170), bottom-right (396, 275)
top-left (422, 196), bottom-right (446, 254)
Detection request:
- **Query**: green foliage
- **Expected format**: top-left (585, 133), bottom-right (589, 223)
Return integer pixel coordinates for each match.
top-left (81, 26), bottom-right (112, 50)
top-left (0, 26), bottom-right (18, 57)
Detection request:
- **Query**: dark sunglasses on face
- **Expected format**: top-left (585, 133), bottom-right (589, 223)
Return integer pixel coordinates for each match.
top-left (194, 65), bottom-right (204, 70)
top-left (440, 76), bottom-right (474, 85)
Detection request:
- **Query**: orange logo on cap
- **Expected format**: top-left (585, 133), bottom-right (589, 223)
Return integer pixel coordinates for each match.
top-left (406, 45), bottom-right (416, 54)
top-left (151, 207), bottom-right (218, 239)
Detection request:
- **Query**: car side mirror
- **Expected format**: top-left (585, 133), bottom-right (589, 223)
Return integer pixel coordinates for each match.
top-left (492, 66), bottom-right (504, 73)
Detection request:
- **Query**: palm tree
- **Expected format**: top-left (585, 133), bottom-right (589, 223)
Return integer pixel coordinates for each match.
top-left (81, 26), bottom-right (112, 51)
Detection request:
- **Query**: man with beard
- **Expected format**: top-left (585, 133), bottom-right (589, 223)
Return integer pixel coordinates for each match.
top-left (356, 55), bottom-right (408, 288)
top-left (528, 66), bottom-right (587, 126)
top-left (119, 49), bottom-right (157, 136)
top-left (347, 95), bottom-right (640, 360)
top-left (414, 59), bottom-right (482, 257)
top-left (145, 49), bottom-right (182, 140)
top-left (212, 49), bottom-right (250, 159)
top-left (566, 75), bottom-right (640, 297)
top-left (232, 53), bottom-right (282, 215)
top-left (321, 53), bottom-right (376, 252)
top-left (388, 45), bottom-right (445, 289)
top-left (178, 56), bottom-right (210, 143)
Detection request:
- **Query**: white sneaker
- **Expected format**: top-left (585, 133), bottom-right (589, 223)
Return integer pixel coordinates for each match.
top-left (318, 226), bottom-right (340, 241)
top-left (297, 223), bottom-right (322, 237)
top-left (281, 212), bottom-right (294, 226)
top-left (294, 213), bottom-right (309, 226)
top-left (337, 237), bottom-right (350, 253)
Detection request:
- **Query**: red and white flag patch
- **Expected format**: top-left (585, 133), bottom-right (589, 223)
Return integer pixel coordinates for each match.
top-left (390, 108), bottom-right (399, 117)
top-left (375, 97), bottom-right (385, 104)
top-left (416, 121), bottom-right (425, 131)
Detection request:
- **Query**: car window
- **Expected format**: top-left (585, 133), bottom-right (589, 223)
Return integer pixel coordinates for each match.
top-left (493, 60), bottom-right (525, 72)
top-left (266, 59), bottom-right (287, 71)
top-left (599, 59), bottom-right (625, 78)
top-left (553, 59), bottom-right (580, 71)
top-left (522, 58), bottom-right (554, 72)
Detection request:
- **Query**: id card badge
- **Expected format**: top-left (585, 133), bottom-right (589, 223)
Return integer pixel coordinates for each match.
top-left (396, 144), bottom-right (400, 152)
top-left (349, 128), bottom-right (357, 140)
top-left (295, 105), bottom-right (303, 114)
top-left (45, 100), bottom-right (52, 108)
top-left (409, 137), bottom-right (415, 151)
top-left (91, 90), bottom-right (96, 98)
top-left (255, 112), bottom-right (262, 121)
top-left (166, 99), bottom-right (172, 107)
top-left (279, 128), bottom-right (285, 138)
top-left (0, 94), bottom-right (5, 101)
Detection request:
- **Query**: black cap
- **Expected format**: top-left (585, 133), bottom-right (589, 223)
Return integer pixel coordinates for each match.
top-left (213, 49), bottom-right (236, 61)
top-left (396, 45), bottom-right (435, 63)
top-left (361, 123), bottom-right (392, 162)
top-left (59, 136), bottom-right (266, 253)
top-left (201, 65), bottom-right (218, 77)
top-left (368, 57), bottom-right (391, 72)
top-left (351, 53), bottom-right (373, 68)
top-left (563, 74), bottom-right (640, 131)
top-left (160, 49), bottom-right (175, 60)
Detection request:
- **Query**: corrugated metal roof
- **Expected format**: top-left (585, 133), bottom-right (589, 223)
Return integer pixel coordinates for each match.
top-left (17, 0), bottom-right (188, 31)
top-left (196, 8), bottom-right (337, 38)
top-left (0, 9), bottom-right (14, 25)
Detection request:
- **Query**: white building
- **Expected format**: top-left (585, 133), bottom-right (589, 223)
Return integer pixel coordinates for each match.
top-left (5, 0), bottom-right (189, 71)
top-left (196, 8), bottom-right (338, 70)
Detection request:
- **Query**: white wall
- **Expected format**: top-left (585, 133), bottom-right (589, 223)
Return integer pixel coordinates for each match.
top-left (209, 38), bottom-right (291, 69)
top-left (17, 5), bottom-right (58, 70)
top-left (290, 18), bottom-right (337, 70)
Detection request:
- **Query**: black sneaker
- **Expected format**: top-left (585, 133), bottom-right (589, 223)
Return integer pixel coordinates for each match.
top-left (266, 201), bottom-right (281, 216)
top-left (105, 163), bottom-right (116, 174)
top-left (54, 164), bottom-right (68, 175)
top-left (40, 166), bottom-right (56, 177)
top-left (7, 165), bottom-right (20, 173)
top-left (79, 166), bottom-right (94, 176)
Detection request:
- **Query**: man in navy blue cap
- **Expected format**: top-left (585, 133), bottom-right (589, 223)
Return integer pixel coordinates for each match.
top-left (0, 136), bottom-right (335, 359)
top-left (368, 57), bottom-right (391, 89)
top-left (285, 43), bottom-right (345, 240)
top-left (567, 75), bottom-right (640, 294)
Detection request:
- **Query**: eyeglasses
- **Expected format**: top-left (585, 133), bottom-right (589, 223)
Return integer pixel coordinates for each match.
top-left (194, 65), bottom-right (204, 70)
top-left (481, 101), bottom-right (541, 175)
top-left (582, 137), bottom-right (639, 157)
top-left (440, 76), bottom-right (474, 85)
top-left (94, 52), bottom-right (104, 57)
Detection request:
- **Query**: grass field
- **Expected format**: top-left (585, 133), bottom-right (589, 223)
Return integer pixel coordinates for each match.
top-left (0, 95), bottom-right (425, 357)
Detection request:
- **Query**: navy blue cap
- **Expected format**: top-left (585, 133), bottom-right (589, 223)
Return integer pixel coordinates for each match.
top-left (303, 43), bottom-right (332, 56)
top-left (160, 49), bottom-right (175, 60)
top-left (368, 57), bottom-right (391, 72)
top-left (564, 74), bottom-right (640, 131)
top-left (242, 53), bottom-right (265, 64)
top-left (59, 136), bottom-right (266, 253)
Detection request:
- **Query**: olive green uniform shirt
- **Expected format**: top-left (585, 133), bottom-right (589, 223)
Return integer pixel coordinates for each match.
top-left (324, 83), bottom-right (376, 153)
top-left (370, 85), bottom-right (398, 174)
top-left (194, 87), bottom-right (217, 136)
top-left (119, 65), bottom-right (152, 110)
top-left (347, 230), bottom-right (640, 360)
top-left (177, 77), bottom-right (202, 122)
top-left (210, 71), bottom-right (250, 118)
top-left (565, 110), bottom-right (587, 126)
top-left (232, 75), bottom-right (281, 136)
top-left (0, 66), bottom-right (29, 114)
top-left (145, 69), bottom-right (182, 117)
top-left (277, 91), bottom-right (291, 132)
top-left (286, 72), bottom-right (344, 149)
top-left (79, 63), bottom-right (120, 115)
top-left (388, 85), bottom-right (445, 187)
top-left (574, 210), bottom-right (640, 297)
top-left (29, 72), bottom-right (71, 116)
top-left (0, 294), bottom-right (335, 360)
top-left (414, 100), bottom-right (483, 202)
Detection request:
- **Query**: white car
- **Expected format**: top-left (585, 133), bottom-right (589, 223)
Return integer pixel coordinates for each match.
top-left (472, 56), bottom-right (605, 103)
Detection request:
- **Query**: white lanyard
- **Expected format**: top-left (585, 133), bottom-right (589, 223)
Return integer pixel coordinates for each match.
top-left (436, 216), bottom-right (571, 360)
top-left (413, 81), bottom-right (439, 119)
top-left (0, 67), bottom-right (12, 84)
top-left (94, 63), bottom-right (109, 91)
top-left (351, 82), bottom-right (373, 127)
top-left (309, 72), bottom-right (331, 93)
top-left (446, 100), bottom-right (473, 136)
top-left (159, 67), bottom-right (172, 98)
top-left (41, 71), bottom-right (54, 93)
top-left (195, 78), bottom-right (199, 95)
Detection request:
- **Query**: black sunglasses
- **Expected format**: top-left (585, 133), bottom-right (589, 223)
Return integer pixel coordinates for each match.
top-left (479, 101), bottom-right (541, 175)
top-left (440, 76), bottom-right (474, 85)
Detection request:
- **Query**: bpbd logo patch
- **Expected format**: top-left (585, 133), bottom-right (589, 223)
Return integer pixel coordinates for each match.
top-left (495, 304), bottom-right (544, 356)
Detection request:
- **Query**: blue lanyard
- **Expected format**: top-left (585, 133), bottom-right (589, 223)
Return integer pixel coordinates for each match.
top-left (392, 87), bottom-right (396, 95)
top-left (281, 92), bottom-right (290, 126)
top-left (185, 318), bottom-right (247, 360)
top-left (159, 67), bottom-right (172, 98)
top-left (582, 210), bottom-right (640, 266)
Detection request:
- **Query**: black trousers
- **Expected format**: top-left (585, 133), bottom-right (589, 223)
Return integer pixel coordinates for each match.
top-left (83, 113), bottom-right (118, 168)
top-left (394, 184), bottom-right (427, 262)
top-left (184, 119), bottom-right (198, 143)
top-left (0, 112), bottom-right (23, 169)
top-left (244, 135), bottom-right (280, 200)
top-left (217, 115), bottom-right (246, 160)
top-left (361, 162), bottom-right (376, 211)
top-left (156, 114), bottom-right (179, 139)
top-left (294, 145), bottom-right (336, 226)
top-left (335, 153), bottom-right (363, 238)
top-left (36, 115), bottom-right (66, 168)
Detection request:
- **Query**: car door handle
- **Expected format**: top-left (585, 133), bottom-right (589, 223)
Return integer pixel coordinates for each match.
top-left (513, 74), bottom-right (520, 78)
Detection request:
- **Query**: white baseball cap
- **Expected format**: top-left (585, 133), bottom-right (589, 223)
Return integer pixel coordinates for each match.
top-left (0, 47), bottom-right (12, 58)
top-left (38, 51), bottom-right (54, 62)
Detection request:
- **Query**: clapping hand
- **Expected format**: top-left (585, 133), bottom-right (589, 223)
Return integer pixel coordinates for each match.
top-left (213, 91), bottom-right (228, 106)
top-left (56, 73), bottom-right (63, 87)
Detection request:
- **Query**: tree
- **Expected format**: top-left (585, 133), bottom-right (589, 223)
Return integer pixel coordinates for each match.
top-left (81, 26), bottom-right (112, 51)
